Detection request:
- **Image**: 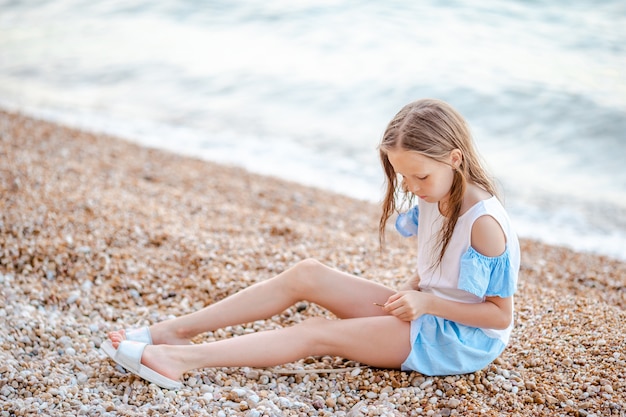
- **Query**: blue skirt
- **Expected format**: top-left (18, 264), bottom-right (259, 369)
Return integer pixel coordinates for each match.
top-left (401, 314), bottom-right (506, 376)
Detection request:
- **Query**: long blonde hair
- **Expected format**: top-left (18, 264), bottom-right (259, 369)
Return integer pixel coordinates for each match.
top-left (379, 99), bottom-right (499, 267)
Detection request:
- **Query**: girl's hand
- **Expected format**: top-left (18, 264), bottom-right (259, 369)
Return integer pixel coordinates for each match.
top-left (383, 290), bottom-right (431, 322)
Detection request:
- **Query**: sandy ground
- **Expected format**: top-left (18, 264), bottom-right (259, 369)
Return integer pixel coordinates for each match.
top-left (0, 110), bottom-right (624, 416)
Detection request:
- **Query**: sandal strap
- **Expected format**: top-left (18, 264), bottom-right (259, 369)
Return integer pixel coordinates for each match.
top-left (125, 327), bottom-right (153, 344)
top-left (115, 341), bottom-right (146, 374)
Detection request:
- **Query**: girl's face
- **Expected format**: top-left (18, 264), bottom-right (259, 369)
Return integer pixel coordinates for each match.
top-left (386, 148), bottom-right (458, 204)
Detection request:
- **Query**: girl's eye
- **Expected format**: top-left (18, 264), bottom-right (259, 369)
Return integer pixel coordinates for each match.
top-left (415, 175), bottom-right (428, 181)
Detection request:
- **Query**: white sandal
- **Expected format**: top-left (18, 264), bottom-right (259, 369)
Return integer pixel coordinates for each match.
top-left (101, 340), bottom-right (182, 390)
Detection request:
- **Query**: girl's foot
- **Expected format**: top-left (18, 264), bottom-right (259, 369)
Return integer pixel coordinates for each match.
top-left (108, 322), bottom-right (191, 348)
top-left (141, 344), bottom-right (187, 382)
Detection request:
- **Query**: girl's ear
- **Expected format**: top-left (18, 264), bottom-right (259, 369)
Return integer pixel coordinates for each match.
top-left (450, 149), bottom-right (463, 169)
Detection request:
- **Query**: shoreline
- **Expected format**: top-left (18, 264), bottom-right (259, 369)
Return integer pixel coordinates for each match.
top-left (1, 110), bottom-right (624, 415)
top-left (4, 101), bottom-right (626, 264)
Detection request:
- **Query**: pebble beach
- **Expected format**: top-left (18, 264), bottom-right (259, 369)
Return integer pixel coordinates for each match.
top-left (1, 110), bottom-right (625, 416)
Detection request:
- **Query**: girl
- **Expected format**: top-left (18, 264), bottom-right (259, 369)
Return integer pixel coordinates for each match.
top-left (103, 98), bottom-right (520, 389)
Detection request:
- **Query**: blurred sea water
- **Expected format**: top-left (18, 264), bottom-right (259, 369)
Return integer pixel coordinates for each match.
top-left (1, 0), bottom-right (625, 260)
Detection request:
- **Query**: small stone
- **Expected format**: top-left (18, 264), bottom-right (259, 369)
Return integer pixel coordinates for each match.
top-left (77, 246), bottom-right (91, 254)
top-left (247, 394), bottom-right (260, 406)
top-left (447, 398), bottom-right (461, 408)
top-left (312, 398), bottom-right (324, 409)
top-left (420, 379), bottom-right (434, 390)
top-left (81, 280), bottom-right (93, 292)
top-left (66, 291), bottom-right (80, 305)
top-left (546, 395), bottom-right (559, 404)
top-left (245, 370), bottom-right (260, 379)
top-left (232, 388), bottom-right (246, 397)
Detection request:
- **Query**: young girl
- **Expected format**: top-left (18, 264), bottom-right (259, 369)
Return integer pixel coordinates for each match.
top-left (102, 98), bottom-right (520, 389)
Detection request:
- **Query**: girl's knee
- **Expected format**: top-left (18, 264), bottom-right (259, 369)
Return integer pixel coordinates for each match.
top-left (295, 258), bottom-right (324, 275)
top-left (284, 258), bottom-right (325, 291)
top-left (279, 258), bottom-right (325, 300)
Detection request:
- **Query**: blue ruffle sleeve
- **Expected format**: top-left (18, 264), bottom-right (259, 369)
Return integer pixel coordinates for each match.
top-left (395, 206), bottom-right (419, 237)
top-left (457, 246), bottom-right (517, 298)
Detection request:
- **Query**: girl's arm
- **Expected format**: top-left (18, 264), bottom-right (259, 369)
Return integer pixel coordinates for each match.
top-left (384, 291), bottom-right (512, 330)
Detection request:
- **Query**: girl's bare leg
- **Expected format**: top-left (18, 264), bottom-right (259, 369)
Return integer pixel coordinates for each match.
top-left (140, 315), bottom-right (411, 381)
top-left (110, 259), bottom-right (396, 346)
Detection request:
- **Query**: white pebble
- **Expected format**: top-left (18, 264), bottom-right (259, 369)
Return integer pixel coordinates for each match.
top-left (81, 280), bottom-right (93, 292)
top-left (232, 388), bottom-right (247, 397)
top-left (77, 246), bottom-right (91, 254)
top-left (66, 291), bottom-right (80, 305)
top-left (447, 398), bottom-right (461, 408)
top-left (420, 379), bottom-right (434, 390)
top-left (278, 397), bottom-right (292, 408)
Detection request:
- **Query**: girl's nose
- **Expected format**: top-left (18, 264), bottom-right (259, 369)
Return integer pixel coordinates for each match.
top-left (407, 180), bottom-right (419, 194)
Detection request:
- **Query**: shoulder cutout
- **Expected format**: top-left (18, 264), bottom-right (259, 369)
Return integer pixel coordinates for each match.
top-left (471, 215), bottom-right (506, 257)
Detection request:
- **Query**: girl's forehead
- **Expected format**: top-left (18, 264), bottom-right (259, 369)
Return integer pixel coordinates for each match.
top-left (387, 149), bottom-right (434, 170)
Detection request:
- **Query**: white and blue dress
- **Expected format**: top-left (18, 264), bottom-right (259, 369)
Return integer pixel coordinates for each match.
top-left (395, 196), bottom-right (520, 376)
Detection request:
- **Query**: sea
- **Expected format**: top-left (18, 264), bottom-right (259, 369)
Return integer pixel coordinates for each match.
top-left (1, 0), bottom-right (625, 261)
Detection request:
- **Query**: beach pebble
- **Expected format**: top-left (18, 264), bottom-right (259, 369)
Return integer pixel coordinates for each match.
top-left (66, 291), bottom-right (81, 305)
top-left (447, 398), bottom-right (461, 408)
